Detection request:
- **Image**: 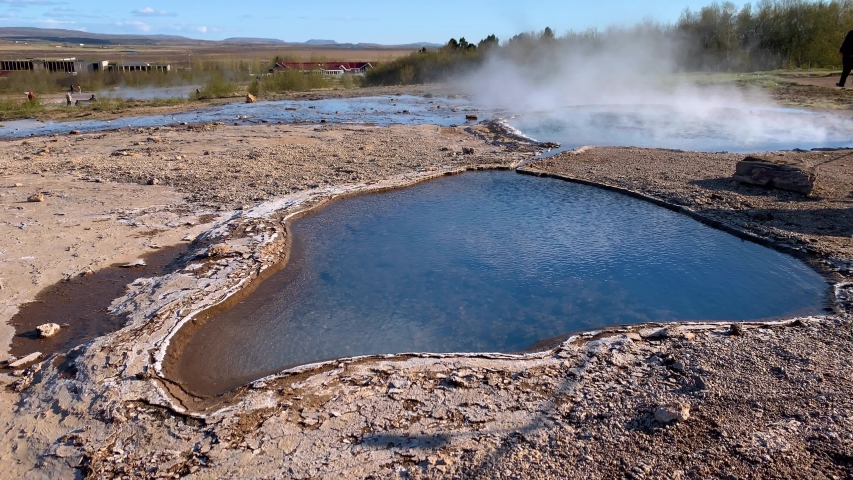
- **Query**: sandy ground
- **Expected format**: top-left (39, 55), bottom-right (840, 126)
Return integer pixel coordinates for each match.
top-left (0, 176), bottom-right (214, 359)
top-left (0, 101), bottom-right (851, 478)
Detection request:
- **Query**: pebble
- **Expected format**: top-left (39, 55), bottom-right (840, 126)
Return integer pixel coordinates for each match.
top-left (120, 259), bottom-right (147, 268)
top-left (654, 403), bottom-right (691, 423)
top-left (27, 193), bottom-right (44, 202)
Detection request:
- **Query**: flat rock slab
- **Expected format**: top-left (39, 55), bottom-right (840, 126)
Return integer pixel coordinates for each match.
top-left (733, 156), bottom-right (816, 194)
top-left (8, 352), bottom-right (41, 368)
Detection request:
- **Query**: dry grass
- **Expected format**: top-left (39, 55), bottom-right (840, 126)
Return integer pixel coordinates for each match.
top-left (0, 44), bottom-right (413, 69)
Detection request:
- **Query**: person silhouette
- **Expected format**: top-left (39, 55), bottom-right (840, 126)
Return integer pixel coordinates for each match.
top-left (838, 30), bottom-right (853, 87)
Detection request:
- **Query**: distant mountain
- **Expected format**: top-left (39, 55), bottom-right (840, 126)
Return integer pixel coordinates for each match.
top-left (222, 37), bottom-right (288, 44)
top-left (0, 27), bottom-right (203, 46)
top-left (0, 28), bottom-right (443, 50)
top-left (303, 39), bottom-right (442, 49)
top-left (304, 39), bottom-right (338, 45)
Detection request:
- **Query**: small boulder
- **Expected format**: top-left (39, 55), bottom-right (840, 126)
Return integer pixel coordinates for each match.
top-left (654, 403), bottom-right (691, 423)
top-left (465, 114), bottom-right (478, 121)
top-left (27, 193), bottom-right (44, 202)
top-left (207, 244), bottom-right (231, 257)
top-left (147, 178), bottom-right (160, 186)
top-left (462, 147), bottom-right (475, 155)
top-left (732, 156), bottom-right (816, 194)
top-left (69, 130), bottom-right (80, 135)
top-left (37, 323), bottom-right (61, 338)
top-left (730, 323), bottom-right (745, 336)
top-left (246, 93), bottom-right (257, 104)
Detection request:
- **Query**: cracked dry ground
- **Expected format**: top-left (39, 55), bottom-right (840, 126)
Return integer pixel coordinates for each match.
top-left (75, 319), bottom-right (853, 480)
top-left (442, 319), bottom-right (853, 480)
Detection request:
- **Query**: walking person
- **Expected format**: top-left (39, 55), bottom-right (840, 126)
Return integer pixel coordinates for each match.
top-left (66, 92), bottom-right (73, 106)
top-left (27, 91), bottom-right (34, 102)
top-left (838, 29), bottom-right (853, 87)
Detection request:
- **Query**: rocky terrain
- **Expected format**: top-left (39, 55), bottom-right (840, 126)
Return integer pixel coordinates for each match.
top-left (0, 122), bottom-right (851, 479)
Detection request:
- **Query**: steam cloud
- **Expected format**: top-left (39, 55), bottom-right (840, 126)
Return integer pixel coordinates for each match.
top-left (456, 33), bottom-right (853, 152)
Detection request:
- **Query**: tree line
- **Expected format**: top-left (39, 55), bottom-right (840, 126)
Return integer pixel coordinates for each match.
top-left (365, 0), bottom-right (853, 86)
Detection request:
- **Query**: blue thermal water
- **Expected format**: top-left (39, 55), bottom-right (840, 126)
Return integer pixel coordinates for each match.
top-left (173, 171), bottom-right (827, 395)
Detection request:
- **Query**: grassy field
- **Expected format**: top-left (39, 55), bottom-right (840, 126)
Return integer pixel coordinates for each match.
top-left (0, 43), bottom-right (412, 70)
top-left (0, 42), bottom-right (412, 105)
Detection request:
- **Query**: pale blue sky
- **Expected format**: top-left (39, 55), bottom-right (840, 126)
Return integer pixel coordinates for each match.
top-left (0, 0), bottom-right (736, 44)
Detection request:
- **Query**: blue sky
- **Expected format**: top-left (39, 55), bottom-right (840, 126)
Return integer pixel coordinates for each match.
top-left (0, 0), bottom-right (735, 44)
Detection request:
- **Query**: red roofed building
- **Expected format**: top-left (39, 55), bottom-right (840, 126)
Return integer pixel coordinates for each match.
top-left (269, 62), bottom-right (373, 76)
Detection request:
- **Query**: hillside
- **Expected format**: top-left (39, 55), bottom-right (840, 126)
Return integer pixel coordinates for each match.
top-left (0, 28), bottom-right (442, 49)
top-left (0, 28), bottom-right (204, 46)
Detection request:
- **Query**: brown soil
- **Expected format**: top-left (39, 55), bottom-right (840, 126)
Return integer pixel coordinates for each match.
top-left (769, 75), bottom-right (853, 110)
top-left (5, 243), bottom-right (188, 362)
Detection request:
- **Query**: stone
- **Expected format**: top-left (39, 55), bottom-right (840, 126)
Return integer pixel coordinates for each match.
top-left (732, 156), bottom-right (816, 194)
top-left (730, 323), bottom-right (744, 336)
top-left (69, 130), bottom-right (80, 135)
top-left (147, 178), bottom-right (160, 186)
top-left (27, 193), bottom-right (44, 202)
top-left (448, 371), bottom-right (476, 388)
top-left (389, 379), bottom-right (409, 390)
top-left (37, 323), bottom-right (61, 338)
top-left (465, 114), bottom-right (478, 121)
top-left (654, 403), bottom-right (691, 423)
top-left (246, 93), bottom-right (257, 103)
top-left (462, 147), bottom-right (475, 155)
top-left (207, 244), bottom-right (231, 257)
top-left (8, 351), bottom-right (41, 368)
top-left (640, 327), bottom-right (671, 340)
top-left (120, 259), bottom-right (146, 268)
top-left (13, 183), bottom-right (23, 187)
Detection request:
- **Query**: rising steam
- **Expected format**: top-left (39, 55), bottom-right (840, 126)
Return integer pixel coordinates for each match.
top-left (456, 31), bottom-right (853, 152)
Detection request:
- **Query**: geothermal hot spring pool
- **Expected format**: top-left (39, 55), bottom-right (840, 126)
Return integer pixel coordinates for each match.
top-left (169, 171), bottom-right (828, 396)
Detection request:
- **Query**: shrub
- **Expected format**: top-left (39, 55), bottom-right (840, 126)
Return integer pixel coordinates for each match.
top-left (197, 73), bottom-right (237, 99)
top-left (0, 97), bottom-right (45, 120)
